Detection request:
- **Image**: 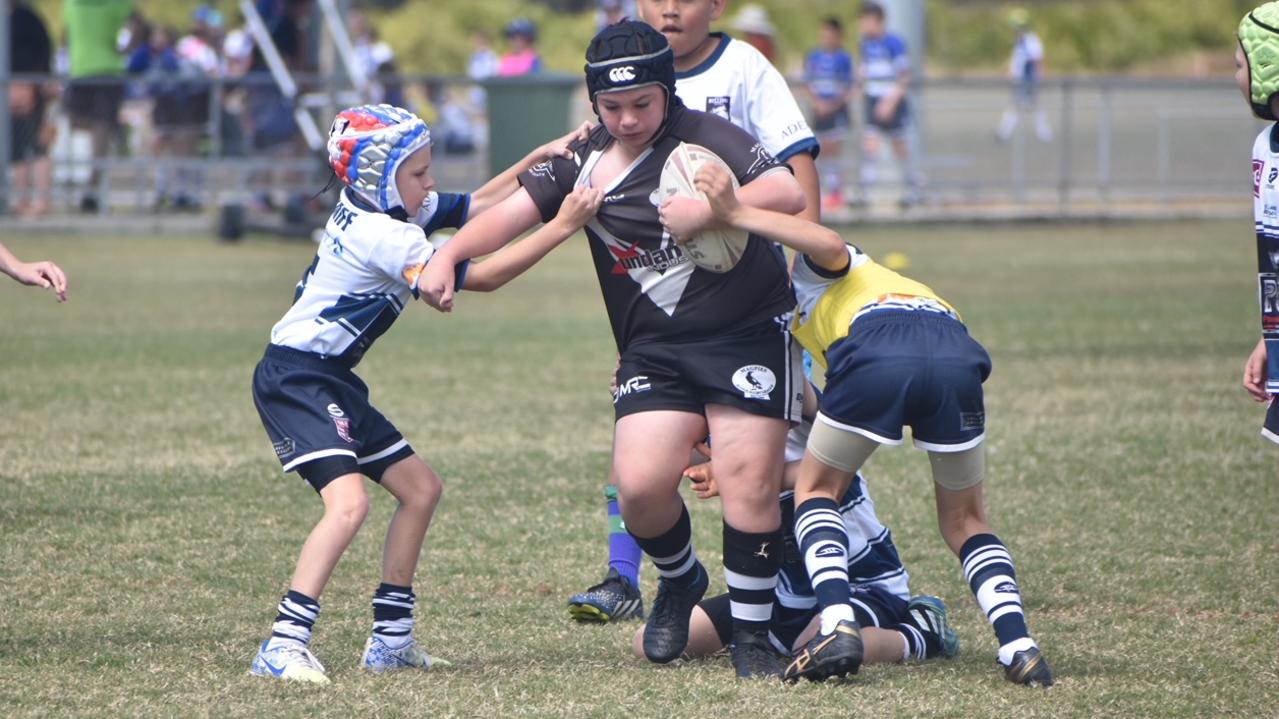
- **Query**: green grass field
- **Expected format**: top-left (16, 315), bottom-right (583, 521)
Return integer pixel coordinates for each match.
top-left (0, 221), bottom-right (1275, 718)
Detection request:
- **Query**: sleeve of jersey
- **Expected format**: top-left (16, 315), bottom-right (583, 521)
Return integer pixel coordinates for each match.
top-left (414, 191), bottom-right (471, 234)
top-left (697, 118), bottom-right (789, 186)
top-left (517, 154), bottom-right (579, 223)
top-left (746, 55), bottom-right (819, 162)
top-left (891, 37), bottom-right (912, 72)
top-left (365, 221), bottom-right (436, 298)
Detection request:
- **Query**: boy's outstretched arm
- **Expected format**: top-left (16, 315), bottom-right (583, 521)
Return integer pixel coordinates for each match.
top-left (0, 241), bottom-right (68, 302)
top-left (419, 188), bottom-right (543, 311)
top-left (692, 164), bottom-right (848, 272)
top-left (467, 121), bottom-right (593, 218)
top-left (463, 186), bottom-right (603, 292)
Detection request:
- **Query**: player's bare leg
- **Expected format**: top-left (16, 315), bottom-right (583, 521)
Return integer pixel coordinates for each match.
top-left (363, 455), bottom-right (443, 672)
top-left (614, 410), bottom-right (710, 664)
top-left (930, 446), bottom-right (1053, 687)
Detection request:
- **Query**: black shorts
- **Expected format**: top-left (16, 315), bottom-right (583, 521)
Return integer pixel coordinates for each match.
top-left (813, 104), bottom-right (851, 134)
top-left (67, 77), bottom-right (125, 128)
top-left (10, 102), bottom-right (46, 163)
top-left (700, 585), bottom-right (908, 652)
top-left (819, 310), bottom-right (991, 451)
top-left (252, 344), bottom-right (414, 491)
top-left (864, 95), bottom-right (910, 135)
top-left (1264, 399), bottom-right (1279, 445)
top-left (612, 320), bottom-right (803, 423)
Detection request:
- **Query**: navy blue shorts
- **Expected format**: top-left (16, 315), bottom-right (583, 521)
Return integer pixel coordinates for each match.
top-left (612, 320), bottom-right (803, 424)
top-left (252, 345), bottom-right (414, 491)
top-left (813, 104), bottom-right (851, 134)
top-left (819, 310), bottom-right (991, 451)
top-left (700, 585), bottom-right (908, 652)
top-left (1264, 399), bottom-right (1279, 445)
top-left (864, 96), bottom-right (910, 135)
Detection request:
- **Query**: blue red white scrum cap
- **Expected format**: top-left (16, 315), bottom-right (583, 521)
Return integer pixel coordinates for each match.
top-left (585, 20), bottom-right (677, 112)
top-left (327, 104), bottom-right (432, 213)
top-left (1241, 2), bottom-right (1279, 120)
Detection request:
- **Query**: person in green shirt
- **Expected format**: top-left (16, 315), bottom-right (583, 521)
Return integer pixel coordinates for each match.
top-left (63, 0), bottom-right (133, 212)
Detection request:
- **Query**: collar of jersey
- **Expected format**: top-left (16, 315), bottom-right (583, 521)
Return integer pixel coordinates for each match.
top-left (675, 32), bottom-right (731, 80)
top-left (343, 187), bottom-right (409, 221)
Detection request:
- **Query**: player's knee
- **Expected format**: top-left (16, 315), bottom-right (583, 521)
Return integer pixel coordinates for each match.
top-left (401, 468), bottom-right (443, 515)
top-left (326, 490), bottom-right (370, 532)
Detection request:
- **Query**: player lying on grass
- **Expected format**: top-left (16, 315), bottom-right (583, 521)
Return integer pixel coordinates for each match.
top-left (420, 21), bottom-right (810, 679)
top-left (691, 161), bottom-right (1054, 687)
top-left (248, 103), bottom-right (596, 684)
top-left (0, 241), bottom-right (67, 301)
top-left (568, 0), bottom-right (826, 626)
top-left (632, 390), bottom-right (960, 670)
top-left (1236, 3), bottom-right (1279, 445)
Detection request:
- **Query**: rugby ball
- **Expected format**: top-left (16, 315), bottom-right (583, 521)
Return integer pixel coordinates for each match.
top-left (659, 142), bottom-right (750, 273)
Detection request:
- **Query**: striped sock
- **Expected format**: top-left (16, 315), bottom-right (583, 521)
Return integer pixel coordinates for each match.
top-left (795, 498), bottom-right (854, 633)
top-left (605, 484), bottom-right (641, 586)
top-left (372, 583), bottom-right (415, 648)
top-left (269, 589), bottom-right (320, 647)
top-left (890, 622), bottom-right (930, 662)
top-left (629, 503), bottom-right (701, 588)
top-left (723, 521), bottom-right (781, 633)
top-left (960, 533), bottom-right (1036, 665)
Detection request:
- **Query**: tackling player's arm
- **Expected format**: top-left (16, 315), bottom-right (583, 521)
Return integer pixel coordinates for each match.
top-left (660, 168), bottom-right (804, 240)
top-left (418, 188), bottom-right (544, 310)
top-left (693, 163), bottom-right (847, 271)
top-left (461, 186), bottom-right (603, 292)
top-left (786, 153), bottom-right (821, 222)
top-left (465, 121), bottom-right (594, 219)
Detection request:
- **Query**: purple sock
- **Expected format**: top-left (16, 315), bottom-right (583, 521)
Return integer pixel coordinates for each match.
top-left (606, 484), bottom-right (641, 585)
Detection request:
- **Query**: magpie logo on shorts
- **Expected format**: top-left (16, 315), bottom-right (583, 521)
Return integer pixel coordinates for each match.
top-left (732, 365), bottom-right (776, 400)
top-left (614, 375), bottom-right (652, 404)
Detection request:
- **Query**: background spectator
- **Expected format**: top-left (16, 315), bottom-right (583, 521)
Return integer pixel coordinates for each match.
top-left (498, 18), bottom-right (541, 77)
top-left (9, 0), bottom-right (54, 217)
top-left (63, 0), bottom-right (134, 213)
top-left (730, 4), bottom-right (777, 64)
top-left (996, 7), bottom-right (1052, 143)
top-left (596, 0), bottom-right (635, 31)
top-left (804, 16), bottom-right (855, 211)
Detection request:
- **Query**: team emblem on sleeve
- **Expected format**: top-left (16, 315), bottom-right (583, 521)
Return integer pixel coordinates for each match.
top-left (732, 365), bottom-right (776, 400)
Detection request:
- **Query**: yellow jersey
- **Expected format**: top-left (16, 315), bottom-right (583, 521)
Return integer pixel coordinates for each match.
top-left (791, 246), bottom-right (959, 370)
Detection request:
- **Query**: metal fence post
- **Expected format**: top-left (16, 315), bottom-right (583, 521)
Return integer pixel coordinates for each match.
top-left (1057, 76), bottom-right (1074, 212)
top-left (0, 8), bottom-right (11, 216)
top-left (1098, 81), bottom-right (1112, 204)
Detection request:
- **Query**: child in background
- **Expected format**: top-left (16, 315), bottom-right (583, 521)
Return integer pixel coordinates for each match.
top-left (856, 1), bottom-right (922, 209)
top-left (247, 104), bottom-right (592, 683)
top-left (498, 18), bottom-right (542, 77)
top-left (1237, 3), bottom-right (1279, 445)
top-left (804, 17), bottom-right (856, 211)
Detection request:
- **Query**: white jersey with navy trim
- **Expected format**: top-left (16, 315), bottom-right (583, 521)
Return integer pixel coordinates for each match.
top-left (860, 32), bottom-right (911, 98)
top-left (1252, 124), bottom-right (1279, 396)
top-left (269, 188), bottom-right (469, 366)
top-left (675, 33), bottom-right (819, 162)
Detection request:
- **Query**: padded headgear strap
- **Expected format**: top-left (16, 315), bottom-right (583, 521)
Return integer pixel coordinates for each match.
top-left (1240, 3), bottom-right (1279, 120)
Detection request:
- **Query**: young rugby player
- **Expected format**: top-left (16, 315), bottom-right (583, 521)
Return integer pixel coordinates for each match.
top-left (633, 386), bottom-right (960, 670)
top-left (567, 0), bottom-right (825, 627)
top-left (248, 103), bottom-right (596, 684)
top-left (856, 1), bottom-right (922, 209)
top-left (804, 17), bottom-right (857, 212)
top-left (691, 161), bottom-right (1054, 686)
top-left (0, 242), bottom-right (67, 301)
top-left (1237, 3), bottom-right (1279, 445)
top-left (419, 21), bottom-right (808, 678)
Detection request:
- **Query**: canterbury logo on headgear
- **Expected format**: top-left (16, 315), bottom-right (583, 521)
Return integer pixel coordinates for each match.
top-left (609, 66), bottom-right (636, 82)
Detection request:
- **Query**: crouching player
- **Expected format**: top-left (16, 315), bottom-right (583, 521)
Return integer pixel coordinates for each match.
top-left (248, 103), bottom-right (597, 683)
top-left (691, 162), bottom-right (1054, 687)
top-left (633, 402), bottom-right (960, 671)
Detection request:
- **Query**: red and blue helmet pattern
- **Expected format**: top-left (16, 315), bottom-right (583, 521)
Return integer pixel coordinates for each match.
top-left (327, 104), bottom-right (432, 213)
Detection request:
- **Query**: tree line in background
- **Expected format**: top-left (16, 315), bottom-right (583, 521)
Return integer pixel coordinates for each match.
top-left (28, 0), bottom-right (1257, 76)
